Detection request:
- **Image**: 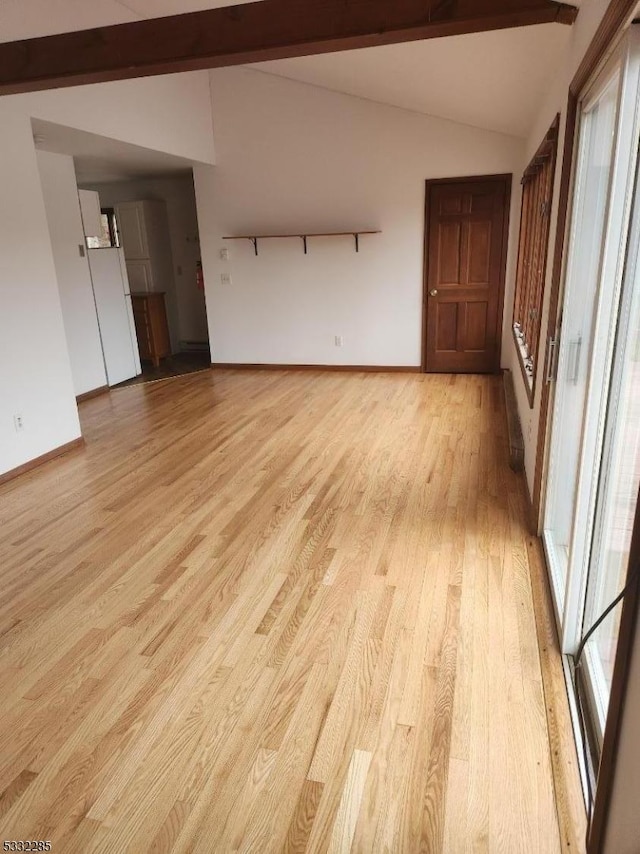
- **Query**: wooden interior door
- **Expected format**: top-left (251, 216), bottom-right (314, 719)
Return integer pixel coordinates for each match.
top-left (424, 176), bottom-right (510, 373)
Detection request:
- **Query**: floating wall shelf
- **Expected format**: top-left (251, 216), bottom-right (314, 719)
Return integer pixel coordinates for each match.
top-left (221, 230), bottom-right (381, 256)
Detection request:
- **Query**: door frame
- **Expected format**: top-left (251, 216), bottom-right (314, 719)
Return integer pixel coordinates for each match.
top-left (421, 173), bottom-right (512, 373)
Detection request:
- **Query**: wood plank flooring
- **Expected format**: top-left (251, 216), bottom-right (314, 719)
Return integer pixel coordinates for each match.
top-left (0, 370), bottom-right (571, 852)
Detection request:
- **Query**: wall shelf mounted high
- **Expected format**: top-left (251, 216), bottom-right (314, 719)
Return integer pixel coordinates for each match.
top-left (221, 231), bottom-right (382, 256)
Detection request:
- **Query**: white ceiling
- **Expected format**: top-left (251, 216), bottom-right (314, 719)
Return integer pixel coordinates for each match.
top-left (252, 24), bottom-right (572, 139)
top-left (32, 119), bottom-right (195, 183)
top-left (2, 1), bottom-right (578, 140)
top-left (0, 0), bottom-right (257, 42)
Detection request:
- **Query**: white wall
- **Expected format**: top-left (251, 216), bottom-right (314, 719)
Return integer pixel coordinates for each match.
top-left (92, 176), bottom-right (209, 346)
top-left (195, 67), bottom-right (523, 367)
top-left (0, 113), bottom-right (81, 476)
top-left (503, 0), bottom-right (613, 495)
top-left (5, 72), bottom-right (216, 167)
top-left (37, 151), bottom-right (108, 397)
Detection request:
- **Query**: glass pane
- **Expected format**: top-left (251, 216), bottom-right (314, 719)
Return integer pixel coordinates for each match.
top-left (543, 73), bottom-right (620, 609)
top-left (582, 205), bottom-right (640, 728)
top-left (87, 213), bottom-right (118, 249)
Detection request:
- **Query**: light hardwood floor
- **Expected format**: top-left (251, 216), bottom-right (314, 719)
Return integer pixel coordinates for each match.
top-left (0, 370), bottom-right (579, 852)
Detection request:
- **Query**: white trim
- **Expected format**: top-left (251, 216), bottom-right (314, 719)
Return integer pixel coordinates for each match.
top-left (584, 642), bottom-right (609, 739)
top-left (561, 655), bottom-right (591, 807)
top-left (542, 54), bottom-right (624, 645)
top-left (543, 528), bottom-right (567, 620)
top-left (563, 27), bottom-right (640, 655)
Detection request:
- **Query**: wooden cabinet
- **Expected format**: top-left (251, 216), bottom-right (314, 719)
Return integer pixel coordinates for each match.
top-left (131, 293), bottom-right (170, 368)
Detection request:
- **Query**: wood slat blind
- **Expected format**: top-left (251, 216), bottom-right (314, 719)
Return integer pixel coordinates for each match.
top-left (512, 115), bottom-right (560, 404)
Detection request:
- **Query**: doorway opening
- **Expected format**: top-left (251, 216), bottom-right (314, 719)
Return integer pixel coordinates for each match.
top-left (34, 116), bottom-right (212, 398)
top-left (82, 171), bottom-right (210, 387)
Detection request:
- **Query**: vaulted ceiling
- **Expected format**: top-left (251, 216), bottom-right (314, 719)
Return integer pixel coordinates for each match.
top-left (1, 0), bottom-right (580, 138)
top-left (0, 0), bottom-right (256, 42)
top-left (253, 24), bottom-right (571, 138)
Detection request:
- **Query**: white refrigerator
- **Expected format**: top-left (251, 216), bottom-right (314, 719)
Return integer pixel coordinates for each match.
top-left (88, 247), bottom-right (142, 386)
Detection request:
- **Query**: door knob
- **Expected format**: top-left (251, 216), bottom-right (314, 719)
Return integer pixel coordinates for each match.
top-left (429, 289), bottom-right (439, 297)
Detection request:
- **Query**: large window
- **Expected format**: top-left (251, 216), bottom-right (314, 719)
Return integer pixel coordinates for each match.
top-left (512, 116), bottom-right (560, 404)
top-left (543, 28), bottom-right (640, 765)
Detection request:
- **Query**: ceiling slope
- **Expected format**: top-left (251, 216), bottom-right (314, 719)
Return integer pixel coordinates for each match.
top-left (252, 23), bottom-right (573, 138)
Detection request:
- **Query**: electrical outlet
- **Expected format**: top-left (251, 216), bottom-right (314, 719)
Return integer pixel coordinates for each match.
top-left (221, 273), bottom-right (232, 286)
top-left (13, 413), bottom-right (24, 432)
top-left (220, 247), bottom-right (230, 261)
top-left (335, 336), bottom-right (344, 348)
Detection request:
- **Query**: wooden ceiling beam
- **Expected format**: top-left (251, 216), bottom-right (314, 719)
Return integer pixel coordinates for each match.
top-left (0, 0), bottom-right (578, 96)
